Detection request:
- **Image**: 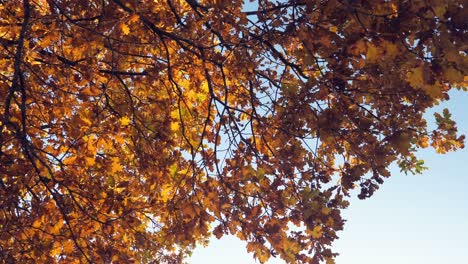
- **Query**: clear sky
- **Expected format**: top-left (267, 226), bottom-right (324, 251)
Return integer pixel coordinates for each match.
top-left (190, 90), bottom-right (468, 264)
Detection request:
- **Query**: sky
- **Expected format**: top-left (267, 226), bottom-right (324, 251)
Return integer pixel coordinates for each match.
top-left (189, 89), bottom-right (468, 264)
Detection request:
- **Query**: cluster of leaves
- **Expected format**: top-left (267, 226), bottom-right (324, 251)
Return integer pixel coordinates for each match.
top-left (0, 0), bottom-right (466, 263)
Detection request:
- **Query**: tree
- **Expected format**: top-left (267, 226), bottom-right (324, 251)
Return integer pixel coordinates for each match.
top-left (0, 0), bottom-right (466, 263)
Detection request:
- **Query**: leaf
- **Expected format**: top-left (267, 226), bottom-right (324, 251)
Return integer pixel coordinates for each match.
top-left (50, 221), bottom-right (64, 234)
top-left (160, 184), bottom-right (173, 202)
top-left (311, 226), bottom-right (323, 239)
top-left (120, 116), bottom-right (131, 126)
top-left (432, 4), bottom-right (447, 18)
top-left (283, 239), bottom-right (301, 255)
top-left (212, 225), bottom-right (224, 239)
top-left (321, 207), bottom-right (332, 215)
top-left (170, 121), bottom-right (179, 131)
top-left (32, 219), bottom-right (42, 229)
top-left (383, 41), bottom-right (399, 58)
top-left (128, 14), bottom-right (139, 23)
top-left (365, 43), bottom-right (379, 63)
top-left (444, 67), bottom-right (464, 83)
top-left (62, 241), bottom-right (75, 254)
top-left (50, 242), bottom-right (62, 256)
top-left (110, 157), bottom-right (123, 173)
top-left (120, 23), bottom-right (130, 35)
top-left (406, 66), bottom-right (424, 89)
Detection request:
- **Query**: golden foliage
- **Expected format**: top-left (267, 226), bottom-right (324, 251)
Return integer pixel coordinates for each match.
top-left (0, 0), bottom-right (466, 263)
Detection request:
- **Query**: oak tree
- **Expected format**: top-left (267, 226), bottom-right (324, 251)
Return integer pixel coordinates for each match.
top-left (0, 0), bottom-right (466, 263)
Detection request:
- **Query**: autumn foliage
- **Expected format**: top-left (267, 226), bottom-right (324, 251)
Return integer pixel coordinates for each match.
top-left (0, 0), bottom-right (466, 263)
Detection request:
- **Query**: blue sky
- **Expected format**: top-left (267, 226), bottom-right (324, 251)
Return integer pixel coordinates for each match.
top-left (190, 90), bottom-right (468, 263)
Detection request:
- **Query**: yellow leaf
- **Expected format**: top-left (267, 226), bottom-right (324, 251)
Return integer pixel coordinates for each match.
top-left (311, 225), bottom-right (323, 239)
top-left (122, 233), bottom-right (130, 243)
top-left (255, 248), bottom-right (270, 263)
top-left (114, 135), bottom-right (125, 144)
top-left (390, 3), bottom-right (398, 13)
top-left (51, 220), bottom-right (64, 234)
top-left (444, 67), bottom-right (464, 83)
top-left (110, 157), bottom-right (123, 173)
top-left (419, 136), bottom-right (429, 148)
top-left (120, 23), bottom-right (130, 35)
top-left (160, 184), bottom-right (172, 202)
top-left (406, 66), bottom-right (424, 89)
top-left (240, 112), bottom-right (250, 121)
top-left (120, 116), bottom-right (131, 126)
top-left (51, 241), bottom-right (62, 256)
top-left (170, 121), bottom-right (179, 131)
top-left (236, 231), bottom-right (246, 240)
top-left (283, 239), bottom-right (301, 255)
top-left (366, 43), bottom-right (379, 63)
top-left (32, 219), bottom-right (42, 228)
top-left (85, 157), bottom-right (95, 166)
top-left (81, 116), bottom-right (92, 126)
top-left (406, 66), bottom-right (443, 98)
top-left (63, 155), bottom-right (77, 165)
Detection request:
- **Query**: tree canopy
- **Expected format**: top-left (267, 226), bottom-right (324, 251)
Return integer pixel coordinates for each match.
top-left (0, 0), bottom-right (466, 263)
